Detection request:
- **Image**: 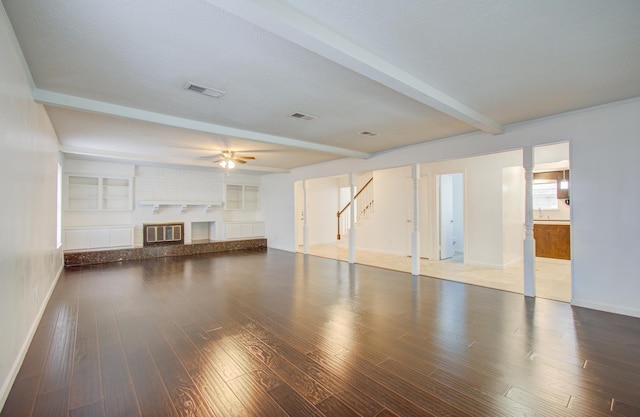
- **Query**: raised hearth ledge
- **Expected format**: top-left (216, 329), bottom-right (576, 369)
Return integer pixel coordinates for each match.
top-left (64, 238), bottom-right (267, 267)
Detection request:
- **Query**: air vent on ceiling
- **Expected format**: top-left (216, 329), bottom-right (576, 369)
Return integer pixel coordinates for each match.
top-left (290, 112), bottom-right (318, 121)
top-left (184, 82), bottom-right (226, 98)
top-left (359, 131), bottom-right (379, 137)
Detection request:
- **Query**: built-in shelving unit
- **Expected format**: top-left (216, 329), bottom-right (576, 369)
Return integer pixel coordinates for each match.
top-left (225, 184), bottom-right (260, 210)
top-left (66, 175), bottom-right (132, 210)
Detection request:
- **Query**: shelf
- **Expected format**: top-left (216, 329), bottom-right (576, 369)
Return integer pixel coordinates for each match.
top-left (139, 200), bottom-right (223, 214)
top-left (225, 184), bottom-right (260, 210)
top-left (65, 174), bottom-right (132, 211)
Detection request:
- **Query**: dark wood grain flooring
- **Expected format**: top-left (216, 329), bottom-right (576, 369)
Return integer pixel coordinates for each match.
top-left (2, 249), bottom-right (640, 416)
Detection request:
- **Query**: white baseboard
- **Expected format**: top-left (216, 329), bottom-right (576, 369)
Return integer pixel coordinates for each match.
top-left (0, 263), bottom-right (63, 411)
top-left (464, 260), bottom-right (504, 269)
top-left (356, 246), bottom-right (407, 257)
top-left (572, 298), bottom-right (640, 319)
top-left (503, 256), bottom-right (523, 268)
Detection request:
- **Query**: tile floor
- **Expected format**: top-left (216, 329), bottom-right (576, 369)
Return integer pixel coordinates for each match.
top-left (299, 244), bottom-right (571, 302)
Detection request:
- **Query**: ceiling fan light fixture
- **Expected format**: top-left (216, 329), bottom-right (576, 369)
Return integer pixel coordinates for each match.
top-left (184, 82), bottom-right (226, 98)
top-left (219, 159), bottom-right (235, 169)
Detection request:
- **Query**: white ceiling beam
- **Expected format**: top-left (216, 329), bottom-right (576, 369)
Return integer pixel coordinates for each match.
top-left (208, 0), bottom-right (504, 135)
top-left (60, 146), bottom-right (290, 173)
top-left (33, 89), bottom-right (371, 159)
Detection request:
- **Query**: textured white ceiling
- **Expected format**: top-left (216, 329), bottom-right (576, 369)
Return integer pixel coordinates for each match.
top-left (3, 0), bottom-right (639, 172)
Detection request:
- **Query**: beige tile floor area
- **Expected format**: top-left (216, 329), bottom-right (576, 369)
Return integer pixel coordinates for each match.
top-left (300, 244), bottom-right (571, 302)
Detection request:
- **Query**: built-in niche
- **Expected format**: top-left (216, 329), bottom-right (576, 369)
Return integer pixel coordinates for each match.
top-left (191, 221), bottom-right (217, 242)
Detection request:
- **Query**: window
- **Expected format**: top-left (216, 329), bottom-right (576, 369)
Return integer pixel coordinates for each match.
top-left (533, 180), bottom-right (558, 210)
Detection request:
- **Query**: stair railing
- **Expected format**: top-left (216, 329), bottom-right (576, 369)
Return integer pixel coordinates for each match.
top-left (337, 177), bottom-right (373, 240)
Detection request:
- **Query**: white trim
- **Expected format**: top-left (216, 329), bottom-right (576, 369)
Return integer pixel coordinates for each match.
top-left (503, 256), bottom-right (523, 269)
top-left (354, 246), bottom-right (406, 257)
top-left (35, 90), bottom-right (370, 160)
top-left (207, 0), bottom-right (503, 135)
top-left (0, 263), bottom-right (63, 411)
top-left (572, 299), bottom-right (640, 319)
top-left (504, 96), bottom-right (640, 132)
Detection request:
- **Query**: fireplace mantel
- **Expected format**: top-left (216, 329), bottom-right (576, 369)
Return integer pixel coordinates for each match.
top-left (138, 200), bottom-right (223, 214)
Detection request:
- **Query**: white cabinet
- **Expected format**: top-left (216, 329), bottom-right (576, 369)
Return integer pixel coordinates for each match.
top-left (64, 226), bottom-right (134, 251)
top-left (225, 184), bottom-right (260, 210)
top-left (224, 222), bottom-right (265, 239)
top-left (66, 175), bottom-right (132, 210)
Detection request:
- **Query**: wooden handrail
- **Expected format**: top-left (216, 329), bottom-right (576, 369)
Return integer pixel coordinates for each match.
top-left (337, 177), bottom-right (373, 216)
top-left (337, 177), bottom-right (373, 239)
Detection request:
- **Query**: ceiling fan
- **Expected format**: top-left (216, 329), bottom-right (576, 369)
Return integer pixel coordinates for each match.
top-left (213, 151), bottom-right (256, 173)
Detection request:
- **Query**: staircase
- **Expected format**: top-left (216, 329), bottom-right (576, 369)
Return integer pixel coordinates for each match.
top-left (337, 177), bottom-right (374, 240)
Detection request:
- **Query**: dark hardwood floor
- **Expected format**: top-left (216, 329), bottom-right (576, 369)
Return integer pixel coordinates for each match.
top-left (2, 248), bottom-right (640, 416)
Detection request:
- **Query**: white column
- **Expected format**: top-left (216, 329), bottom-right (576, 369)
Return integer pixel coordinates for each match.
top-left (303, 180), bottom-right (309, 255)
top-left (349, 172), bottom-right (356, 264)
top-left (411, 164), bottom-right (421, 276)
top-left (523, 147), bottom-right (535, 297)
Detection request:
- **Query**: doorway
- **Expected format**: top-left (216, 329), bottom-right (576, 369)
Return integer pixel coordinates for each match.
top-left (437, 173), bottom-right (464, 261)
top-left (533, 142), bottom-right (572, 302)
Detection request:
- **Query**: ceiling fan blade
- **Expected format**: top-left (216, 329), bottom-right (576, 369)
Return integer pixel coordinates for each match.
top-left (234, 159), bottom-right (247, 164)
top-left (198, 154), bottom-right (223, 160)
top-left (236, 156), bottom-right (256, 160)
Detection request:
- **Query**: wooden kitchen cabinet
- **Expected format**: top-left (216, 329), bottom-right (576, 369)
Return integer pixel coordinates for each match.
top-left (534, 223), bottom-right (570, 260)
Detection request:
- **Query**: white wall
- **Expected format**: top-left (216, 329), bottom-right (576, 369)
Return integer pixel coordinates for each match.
top-left (452, 173), bottom-right (464, 254)
top-left (306, 176), bottom-right (340, 245)
top-left (357, 166), bottom-right (411, 255)
top-left (418, 151), bottom-right (522, 267)
top-left (263, 98), bottom-right (640, 318)
top-left (263, 173), bottom-right (296, 251)
top-left (502, 166), bottom-right (525, 266)
top-left (0, 10), bottom-right (63, 408)
top-left (133, 165), bottom-right (226, 244)
top-left (569, 102), bottom-right (640, 317)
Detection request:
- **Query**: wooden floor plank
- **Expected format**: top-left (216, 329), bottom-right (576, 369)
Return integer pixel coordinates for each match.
top-left (226, 373), bottom-right (288, 417)
top-left (31, 387), bottom-right (69, 417)
top-left (69, 335), bottom-right (103, 409)
top-left (3, 250), bottom-right (640, 416)
top-left (68, 400), bottom-right (105, 417)
top-left (267, 383), bottom-right (325, 417)
top-left (99, 344), bottom-right (141, 417)
top-left (0, 376), bottom-right (39, 417)
top-left (153, 356), bottom-right (216, 417)
top-left (315, 395), bottom-right (361, 417)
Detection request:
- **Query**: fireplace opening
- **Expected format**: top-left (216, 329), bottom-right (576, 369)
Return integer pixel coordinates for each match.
top-left (143, 223), bottom-right (184, 246)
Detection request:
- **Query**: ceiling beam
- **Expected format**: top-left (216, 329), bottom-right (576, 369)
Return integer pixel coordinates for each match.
top-left (33, 89), bottom-right (371, 159)
top-left (208, 0), bottom-right (504, 135)
top-left (60, 146), bottom-right (290, 173)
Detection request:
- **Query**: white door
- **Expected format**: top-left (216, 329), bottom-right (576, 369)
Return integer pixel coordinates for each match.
top-left (294, 181), bottom-right (304, 249)
top-left (439, 174), bottom-right (455, 260)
